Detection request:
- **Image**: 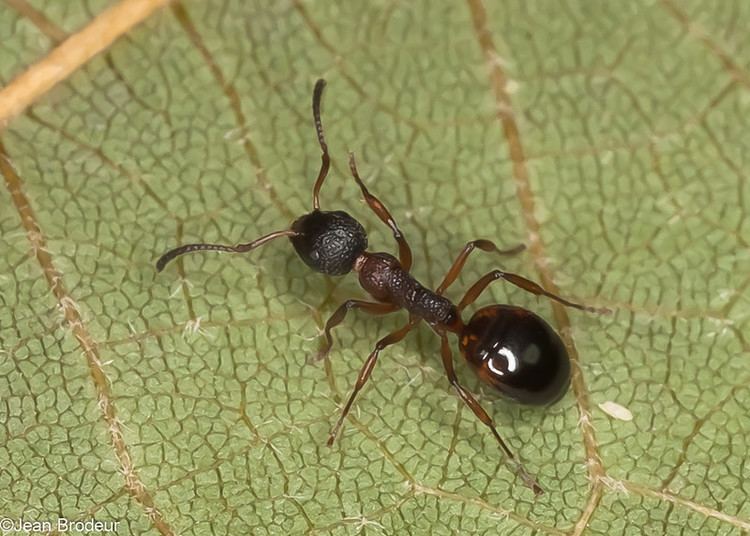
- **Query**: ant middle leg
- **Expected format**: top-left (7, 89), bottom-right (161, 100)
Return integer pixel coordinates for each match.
top-left (436, 239), bottom-right (525, 295)
top-left (327, 316), bottom-right (419, 446)
top-left (347, 152), bottom-right (413, 271)
top-left (457, 270), bottom-right (609, 314)
top-left (313, 299), bottom-right (399, 362)
top-left (311, 79), bottom-right (331, 210)
top-left (437, 330), bottom-right (543, 495)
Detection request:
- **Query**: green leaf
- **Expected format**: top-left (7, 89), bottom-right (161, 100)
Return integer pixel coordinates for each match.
top-left (1, 1), bottom-right (748, 534)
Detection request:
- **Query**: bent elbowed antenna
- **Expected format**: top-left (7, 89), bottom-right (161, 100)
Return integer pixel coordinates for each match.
top-left (311, 78), bottom-right (330, 211)
top-left (156, 78), bottom-right (336, 273)
top-left (155, 230), bottom-right (299, 272)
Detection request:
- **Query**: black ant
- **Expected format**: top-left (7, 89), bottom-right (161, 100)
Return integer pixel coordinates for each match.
top-left (156, 79), bottom-right (607, 495)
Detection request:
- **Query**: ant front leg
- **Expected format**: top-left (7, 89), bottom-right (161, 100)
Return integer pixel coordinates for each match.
top-left (458, 270), bottom-right (609, 314)
top-left (436, 239), bottom-right (525, 295)
top-left (327, 316), bottom-right (419, 446)
top-left (313, 300), bottom-right (399, 362)
top-left (347, 152), bottom-right (413, 271)
top-left (437, 330), bottom-right (543, 495)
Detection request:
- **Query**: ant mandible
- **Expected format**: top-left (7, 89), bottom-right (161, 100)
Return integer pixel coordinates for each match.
top-left (156, 79), bottom-right (607, 495)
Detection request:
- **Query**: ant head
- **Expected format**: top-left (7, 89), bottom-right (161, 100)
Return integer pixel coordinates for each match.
top-left (459, 305), bottom-right (570, 405)
top-left (290, 210), bottom-right (368, 276)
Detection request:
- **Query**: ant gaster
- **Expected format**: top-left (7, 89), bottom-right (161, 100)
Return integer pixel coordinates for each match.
top-left (156, 79), bottom-right (607, 495)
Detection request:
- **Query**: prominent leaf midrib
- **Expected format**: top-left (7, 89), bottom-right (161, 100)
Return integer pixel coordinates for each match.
top-left (0, 140), bottom-right (176, 536)
top-left (0, 0), bottom-right (170, 125)
top-left (464, 0), bottom-right (605, 531)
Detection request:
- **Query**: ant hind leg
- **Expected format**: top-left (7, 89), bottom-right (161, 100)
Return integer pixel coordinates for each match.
top-left (458, 270), bottom-right (609, 314)
top-left (437, 330), bottom-right (543, 495)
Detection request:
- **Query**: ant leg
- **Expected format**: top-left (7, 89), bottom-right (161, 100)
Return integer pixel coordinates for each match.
top-left (436, 239), bottom-right (525, 295)
top-left (457, 270), bottom-right (609, 314)
top-left (313, 299), bottom-right (399, 362)
top-left (155, 229), bottom-right (298, 272)
top-left (437, 330), bottom-right (543, 495)
top-left (348, 152), bottom-right (413, 271)
top-left (327, 317), bottom-right (419, 445)
top-left (311, 79), bottom-right (330, 210)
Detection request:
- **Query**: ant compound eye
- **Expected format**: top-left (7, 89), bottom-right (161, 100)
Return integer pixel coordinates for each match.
top-left (460, 305), bottom-right (571, 405)
top-left (290, 210), bottom-right (367, 275)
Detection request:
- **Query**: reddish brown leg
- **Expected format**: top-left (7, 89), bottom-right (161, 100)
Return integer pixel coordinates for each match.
top-left (327, 317), bottom-right (419, 445)
top-left (348, 152), bottom-right (413, 271)
top-left (314, 300), bottom-right (399, 362)
top-left (458, 270), bottom-right (609, 314)
top-left (155, 229), bottom-right (298, 272)
top-left (311, 79), bottom-right (330, 210)
top-left (436, 239), bottom-right (525, 295)
top-left (437, 330), bottom-right (543, 495)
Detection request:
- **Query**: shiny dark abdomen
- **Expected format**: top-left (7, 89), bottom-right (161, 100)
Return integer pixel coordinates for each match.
top-left (460, 305), bottom-right (571, 405)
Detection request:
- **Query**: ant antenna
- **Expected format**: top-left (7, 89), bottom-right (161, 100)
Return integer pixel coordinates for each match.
top-left (311, 78), bottom-right (330, 211)
top-left (155, 229), bottom-right (298, 272)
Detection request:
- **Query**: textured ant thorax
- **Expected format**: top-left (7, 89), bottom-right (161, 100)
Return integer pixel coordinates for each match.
top-left (290, 210), bottom-right (368, 276)
top-left (357, 252), bottom-right (459, 326)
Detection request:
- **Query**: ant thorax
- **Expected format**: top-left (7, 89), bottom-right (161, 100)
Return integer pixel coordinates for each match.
top-left (357, 252), bottom-right (459, 327)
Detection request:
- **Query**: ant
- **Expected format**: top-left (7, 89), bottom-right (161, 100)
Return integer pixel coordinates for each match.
top-left (156, 79), bottom-right (607, 495)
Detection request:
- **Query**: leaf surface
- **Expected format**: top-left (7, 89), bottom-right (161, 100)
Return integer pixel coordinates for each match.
top-left (1, 1), bottom-right (748, 534)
